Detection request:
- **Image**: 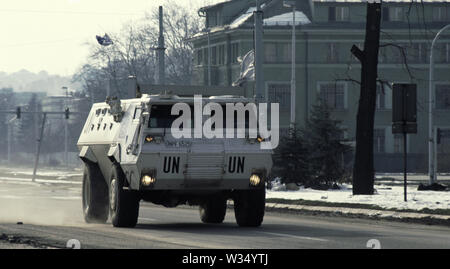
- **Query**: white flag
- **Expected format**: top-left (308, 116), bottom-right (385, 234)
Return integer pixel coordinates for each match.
top-left (232, 50), bottom-right (255, 87)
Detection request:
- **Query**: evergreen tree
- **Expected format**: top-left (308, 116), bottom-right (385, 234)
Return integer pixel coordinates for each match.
top-left (272, 129), bottom-right (311, 186)
top-left (303, 104), bottom-right (352, 188)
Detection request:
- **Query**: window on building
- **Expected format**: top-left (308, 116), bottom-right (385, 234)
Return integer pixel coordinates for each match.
top-left (211, 46), bottom-right (217, 65)
top-left (268, 83), bottom-right (290, 112)
top-left (218, 44), bottom-right (225, 65)
top-left (318, 82), bottom-right (346, 110)
top-left (328, 6), bottom-right (349, 22)
top-left (433, 7), bottom-right (448, 22)
top-left (437, 129), bottom-right (450, 154)
top-left (374, 128), bottom-right (386, 153)
top-left (197, 49), bottom-right (203, 66)
top-left (388, 43), bottom-right (405, 64)
top-left (326, 43), bottom-right (339, 63)
top-left (410, 43), bottom-right (428, 63)
top-left (231, 43), bottom-right (239, 64)
top-left (376, 83), bottom-right (387, 110)
top-left (336, 6), bottom-right (350, 21)
top-left (264, 43), bottom-right (277, 63)
top-left (328, 6), bottom-right (336, 21)
top-left (393, 134), bottom-right (404, 154)
top-left (435, 84), bottom-right (450, 109)
top-left (447, 43), bottom-right (450, 63)
top-left (279, 43), bottom-right (292, 63)
top-left (378, 46), bottom-right (387, 63)
top-left (389, 7), bottom-right (404, 22)
top-left (438, 43), bottom-right (450, 63)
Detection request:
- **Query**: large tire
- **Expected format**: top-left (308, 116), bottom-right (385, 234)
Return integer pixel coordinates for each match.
top-left (82, 163), bottom-right (109, 223)
top-left (199, 195), bottom-right (227, 224)
top-left (109, 165), bottom-right (140, 227)
top-left (233, 188), bottom-right (265, 227)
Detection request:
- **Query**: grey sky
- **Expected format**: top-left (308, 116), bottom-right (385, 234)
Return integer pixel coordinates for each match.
top-left (0, 0), bottom-right (222, 76)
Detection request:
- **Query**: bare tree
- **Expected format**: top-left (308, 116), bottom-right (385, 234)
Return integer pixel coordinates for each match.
top-left (73, 1), bottom-right (201, 100)
top-left (350, 1), bottom-right (382, 195)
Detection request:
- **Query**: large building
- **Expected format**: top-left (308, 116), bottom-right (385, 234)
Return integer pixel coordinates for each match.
top-left (189, 0), bottom-right (450, 172)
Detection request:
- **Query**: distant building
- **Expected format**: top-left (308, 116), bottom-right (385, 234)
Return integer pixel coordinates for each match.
top-left (13, 91), bottom-right (47, 106)
top-left (189, 0), bottom-right (450, 172)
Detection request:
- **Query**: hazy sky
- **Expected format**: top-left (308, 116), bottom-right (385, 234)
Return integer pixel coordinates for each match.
top-left (0, 0), bottom-right (223, 76)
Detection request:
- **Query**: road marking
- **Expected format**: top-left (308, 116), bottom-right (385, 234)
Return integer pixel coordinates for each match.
top-left (257, 231), bottom-right (329, 242)
top-left (139, 217), bottom-right (157, 222)
top-left (0, 176), bottom-right (81, 185)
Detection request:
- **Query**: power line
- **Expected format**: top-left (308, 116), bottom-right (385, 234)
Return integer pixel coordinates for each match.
top-left (0, 38), bottom-right (87, 48)
top-left (0, 9), bottom-right (145, 16)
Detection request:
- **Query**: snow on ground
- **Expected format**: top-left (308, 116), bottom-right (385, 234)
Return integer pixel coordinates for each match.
top-left (267, 180), bottom-right (450, 211)
top-left (0, 166), bottom-right (82, 180)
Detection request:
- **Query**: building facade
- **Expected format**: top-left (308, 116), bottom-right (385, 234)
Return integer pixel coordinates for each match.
top-left (189, 0), bottom-right (450, 172)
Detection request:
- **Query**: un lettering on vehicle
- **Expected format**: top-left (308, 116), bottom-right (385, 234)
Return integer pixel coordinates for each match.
top-left (163, 156), bottom-right (180, 174)
top-left (228, 156), bottom-right (245, 173)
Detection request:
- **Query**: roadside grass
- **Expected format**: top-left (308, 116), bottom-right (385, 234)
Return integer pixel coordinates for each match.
top-left (265, 198), bottom-right (450, 216)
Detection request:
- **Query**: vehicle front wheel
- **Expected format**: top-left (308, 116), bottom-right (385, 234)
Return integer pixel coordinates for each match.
top-left (109, 165), bottom-right (140, 227)
top-left (82, 163), bottom-right (109, 223)
top-left (233, 188), bottom-right (265, 227)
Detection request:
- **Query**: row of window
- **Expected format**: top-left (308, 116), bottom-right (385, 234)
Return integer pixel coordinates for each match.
top-left (327, 6), bottom-right (450, 23)
top-left (196, 41), bottom-right (450, 66)
top-left (374, 127), bottom-right (450, 154)
top-left (196, 43), bottom-right (239, 66)
top-left (267, 82), bottom-right (450, 112)
top-left (342, 42), bottom-right (450, 64)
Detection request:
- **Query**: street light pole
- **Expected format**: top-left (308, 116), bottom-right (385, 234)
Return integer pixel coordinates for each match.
top-left (290, 5), bottom-right (296, 133)
top-left (254, 0), bottom-right (264, 103)
top-left (284, 1), bottom-right (296, 135)
top-left (207, 29), bottom-right (211, 86)
top-left (428, 24), bottom-right (450, 184)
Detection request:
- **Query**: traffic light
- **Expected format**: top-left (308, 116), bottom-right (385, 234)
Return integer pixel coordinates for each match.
top-left (16, 107), bottom-right (21, 119)
top-left (65, 108), bottom-right (70, 119)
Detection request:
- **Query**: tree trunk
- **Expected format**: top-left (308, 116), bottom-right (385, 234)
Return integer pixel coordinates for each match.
top-left (351, 2), bottom-right (382, 195)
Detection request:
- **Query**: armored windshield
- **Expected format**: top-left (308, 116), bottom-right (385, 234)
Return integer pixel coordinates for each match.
top-left (147, 104), bottom-right (251, 129)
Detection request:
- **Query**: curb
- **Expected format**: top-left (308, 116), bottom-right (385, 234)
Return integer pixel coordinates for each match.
top-left (264, 202), bottom-right (450, 226)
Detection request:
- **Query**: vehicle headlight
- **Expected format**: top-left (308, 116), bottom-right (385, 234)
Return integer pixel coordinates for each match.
top-left (145, 135), bottom-right (154, 143)
top-left (250, 174), bottom-right (261, 186)
top-left (145, 135), bottom-right (163, 144)
top-left (141, 174), bottom-right (156, 186)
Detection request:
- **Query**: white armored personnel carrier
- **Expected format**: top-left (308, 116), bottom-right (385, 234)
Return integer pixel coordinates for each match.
top-left (77, 88), bottom-right (273, 228)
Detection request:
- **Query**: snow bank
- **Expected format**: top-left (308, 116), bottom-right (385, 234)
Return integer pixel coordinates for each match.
top-left (267, 183), bottom-right (450, 211)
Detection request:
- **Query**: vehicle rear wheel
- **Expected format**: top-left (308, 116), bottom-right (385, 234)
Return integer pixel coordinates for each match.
top-left (82, 163), bottom-right (109, 223)
top-left (199, 195), bottom-right (227, 224)
top-left (233, 188), bottom-right (265, 227)
top-left (109, 165), bottom-right (140, 227)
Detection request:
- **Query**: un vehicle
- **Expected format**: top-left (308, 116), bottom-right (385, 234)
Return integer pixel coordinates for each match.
top-left (77, 93), bottom-right (273, 227)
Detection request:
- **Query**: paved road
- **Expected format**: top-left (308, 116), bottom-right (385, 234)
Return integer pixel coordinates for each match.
top-left (0, 180), bottom-right (449, 249)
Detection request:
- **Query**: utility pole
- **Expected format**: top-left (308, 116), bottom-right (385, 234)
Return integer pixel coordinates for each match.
top-left (284, 1), bottom-right (296, 134)
top-left (428, 24), bottom-right (450, 185)
top-left (32, 113), bottom-right (47, 182)
top-left (157, 6), bottom-right (166, 85)
top-left (207, 29), bottom-right (211, 86)
top-left (62, 86), bottom-right (69, 167)
top-left (6, 117), bottom-right (15, 164)
top-left (254, 0), bottom-right (264, 103)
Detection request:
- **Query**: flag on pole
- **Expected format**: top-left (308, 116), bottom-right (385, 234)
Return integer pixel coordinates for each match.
top-left (232, 50), bottom-right (255, 87)
top-left (96, 33), bottom-right (113, 46)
